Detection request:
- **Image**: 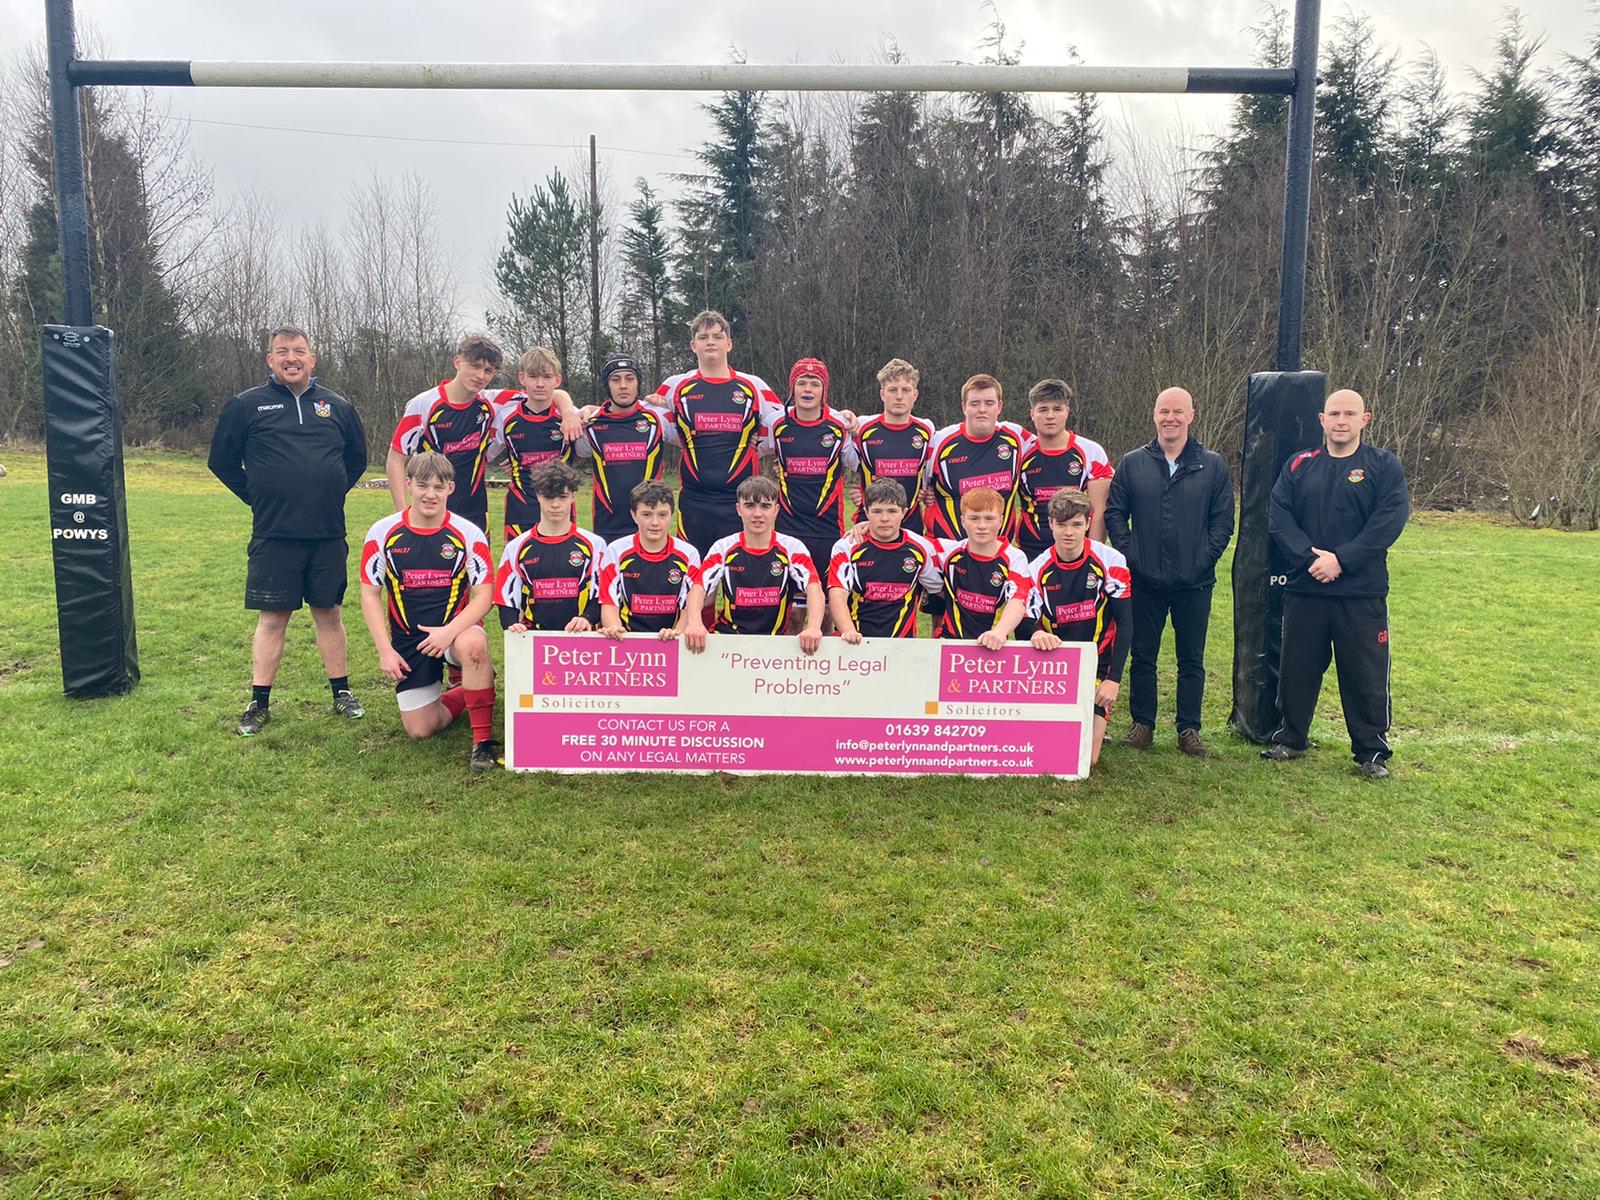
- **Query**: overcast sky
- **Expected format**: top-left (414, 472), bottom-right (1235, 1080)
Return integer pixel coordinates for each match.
top-left (4, 0), bottom-right (1592, 318)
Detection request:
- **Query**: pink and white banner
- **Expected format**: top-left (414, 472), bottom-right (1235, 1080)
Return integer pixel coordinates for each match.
top-left (503, 634), bottom-right (1095, 778)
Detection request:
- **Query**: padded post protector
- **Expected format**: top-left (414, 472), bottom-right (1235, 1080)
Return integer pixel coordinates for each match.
top-left (1229, 370), bottom-right (1324, 742)
top-left (42, 325), bottom-right (140, 697)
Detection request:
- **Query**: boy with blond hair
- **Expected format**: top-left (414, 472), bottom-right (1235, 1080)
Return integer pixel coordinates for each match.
top-left (492, 345), bottom-right (580, 541)
top-left (853, 358), bottom-right (936, 535)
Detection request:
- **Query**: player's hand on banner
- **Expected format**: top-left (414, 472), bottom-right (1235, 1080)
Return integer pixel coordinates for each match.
top-left (417, 624), bottom-right (452, 656)
top-left (378, 645), bottom-right (410, 681)
top-left (839, 627), bottom-right (863, 646)
top-left (1031, 630), bottom-right (1062, 652)
top-left (657, 627), bottom-right (681, 642)
top-left (1095, 678), bottom-right (1120, 709)
top-left (976, 629), bottom-right (1006, 651)
top-left (565, 617), bottom-right (594, 633)
top-left (798, 626), bottom-right (824, 654)
top-left (599, 620), bottom-right (626, 640)
top-left (507, 621), bottom-right (530, 633)
top-left (683, 619), bottom-right (708, 653)
top-left (1309, 547), bottom-right (1343, 583)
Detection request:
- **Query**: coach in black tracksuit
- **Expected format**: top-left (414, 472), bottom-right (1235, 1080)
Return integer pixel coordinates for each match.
top-left (1105, 387), bottom-right (1235, 755)
top-left (1266, 389), bottom-right (1409, 776)
top-left (208, 323), bottom-right (369, 736)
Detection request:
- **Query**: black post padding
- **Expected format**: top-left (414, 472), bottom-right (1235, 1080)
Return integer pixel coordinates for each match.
top-left (42, 326), bottom-right (139, 698)
top-left (1230, 370), bottom-right (1324, 742)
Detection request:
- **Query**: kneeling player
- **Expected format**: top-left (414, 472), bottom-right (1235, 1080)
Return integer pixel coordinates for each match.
top-left (495, 462), bottom-right (606, 633)
top-left (597, 481), bottom-right (701, 639)
top-left (827, 480), bottom-right (942, 643)
top-left (682, 476), bottom-right (824, 654)
top-left (359, 451), bottom-right (498, 770)
top-left (927, 486), bottom-right (1035, 648)
top-left (1026, 490), bottom-right (1132, 766)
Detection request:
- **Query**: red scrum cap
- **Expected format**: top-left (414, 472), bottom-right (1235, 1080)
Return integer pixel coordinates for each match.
top-left (788, 357), bottom-right (830, 405)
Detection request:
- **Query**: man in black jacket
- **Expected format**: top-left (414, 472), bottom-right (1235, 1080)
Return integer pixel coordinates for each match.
top-left (1264, 389), bottom-right (1409, 778)
top-left (209, 324), bottom-right (369, 736)
top-left (1104, 387), bottom-right (1235, 756)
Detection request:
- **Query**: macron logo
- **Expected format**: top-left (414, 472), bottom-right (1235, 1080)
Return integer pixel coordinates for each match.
top-left (256, 403), bottom-right (285, 412)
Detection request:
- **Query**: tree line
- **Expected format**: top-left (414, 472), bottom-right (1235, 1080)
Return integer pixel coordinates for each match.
top-left (2, 8), bottom-right (1597, 527)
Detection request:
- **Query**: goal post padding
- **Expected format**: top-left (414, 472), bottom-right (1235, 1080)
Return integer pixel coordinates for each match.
top-left (1229, 369), bottom-right (1325, 743)
top-left (42, 325), bottom-right (139, 697)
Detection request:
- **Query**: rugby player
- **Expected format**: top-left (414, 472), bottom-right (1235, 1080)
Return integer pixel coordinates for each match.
top-left (597, 481), bottom-right (701, 639)
top-left (573, 353), bottom-right (676, 543)
top-left (770, 356), bottom-right (858, 586)
top-left (1026, 490), bottom-right (1132, 767)
top-left (681, 476), bottom-right (825, 653)
top-left (925, 486), bottom-right (1035, 646)
top-left (925, 373), bottom-right (1030, 540)
top-left (494, 462), bottom-right (606, 634)
top-left (358, 452), bottom-right (498, 770)
top-left (852, 358), bottom-right (935, 535)
top-left (1013, 379), bottom-right (1113, 557)
top-left (492, 346), bottom-right (580, 542)
top-left (826, 480), bottom-right (943, 643)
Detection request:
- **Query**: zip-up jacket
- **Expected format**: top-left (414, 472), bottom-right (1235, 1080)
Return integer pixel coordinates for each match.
top-left (1104, 436), bottom-right (1235, 591)
top-left (209, 376), bottom-right (368, 539)
top-left (1269, 442), bottom-right (1409, 597)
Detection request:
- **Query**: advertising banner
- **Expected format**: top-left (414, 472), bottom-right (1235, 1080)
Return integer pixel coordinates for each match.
top-left (504, 633), bottom-right (1095, 779)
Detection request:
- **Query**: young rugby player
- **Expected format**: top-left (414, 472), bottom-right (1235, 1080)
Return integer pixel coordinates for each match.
top-left (925, 486), bottom-right (1035, 646)
top-left (852, 358), bottom-right (935, 535)
top-left (1025, 490), bottom-right (1132, 766)
top-left (1014, 379), bottom-right (1113, 557)
top-left (681, 476), bottom-right (825, 653)
top-left (574, 353), bottom-right (676, 543)
top-left (826, 479), bottom-right (942, 643)
top-left (597, 481), bottom-right (701, 640)
top-left (769, 356), bottom-right (859, 588)
top-left (925, 373), bottom-right (1030, 540)
top-left (359, 452), bottom-right (498, 770)
top-left (494, 463), bottom-right (606, 634)
top-left (492, 346), bottom-right (580, 542)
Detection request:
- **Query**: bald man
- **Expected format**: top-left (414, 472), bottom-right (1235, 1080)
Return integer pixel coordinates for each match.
top-left (1264, 389), bottom-right (1409, 778)
top-left (1104, 387), bottom-right (1235, 756)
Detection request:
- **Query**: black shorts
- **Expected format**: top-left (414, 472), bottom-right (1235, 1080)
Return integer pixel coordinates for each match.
top-left (245, 537), bottom-right (348, 611)
top-left (392, 634), bottom-right (459, 711)
top-left (677, 489), bottom-right (740, 556)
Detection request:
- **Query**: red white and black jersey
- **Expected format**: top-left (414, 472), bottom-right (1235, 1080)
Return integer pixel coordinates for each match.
top-left (1026, 539), bottom-right (1133, 680)
top-left (925, 421), bottom-right (1030, 539)
top-left (492, 395), bottom-right (575, 537)
top-left (494, 524), bottom-right (605, 631)
top-left (574, 405), bottom-right (676, 541)
top-left (361, 510), bottom-right (491, 639)
top-left (855, 415), bottom-right (935, 532)
top-left (1015, 433), bottom-right (1114, 559)
top-left (826, 532), bottom-right (943, 638)
top-left (652, 370), bottom-right (783, 497)
top-left (698, 532), bottom-right (818, 635)
top-left (391, 384), bottom-right (502, 520)
top-left (933, 537), bottom-right (1035, 640)
top-left (769, 410), bottom-right (858, 541)
top-left (598, 534), bottom-right (700, 633)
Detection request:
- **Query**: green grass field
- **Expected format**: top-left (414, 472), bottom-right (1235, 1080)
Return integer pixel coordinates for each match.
top-left (1, 450), bottom-right (1597, 1198)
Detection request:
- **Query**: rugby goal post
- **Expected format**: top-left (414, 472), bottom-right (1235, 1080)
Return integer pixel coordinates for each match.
top-left (42, 0), bottom-right (1322, 737)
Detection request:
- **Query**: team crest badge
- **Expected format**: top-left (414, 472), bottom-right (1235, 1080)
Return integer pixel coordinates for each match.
top-left (901, 556), bottom-right (918, 574)
top-left (313, 400), bottom-right (331, 418)
top-left (997, 445), bottom-right (1012, 460)
top-left (1347, 469), bottom-right (1366, 483)
top-left (769, 560), bottom-right (784, 577)
top-left (1067, 461), bottom-right (1082, 475)
top-left (667, 567), bottom-right (683, 585)
top-left (635, 419), bottom-right (649, 432)
top-left (821, 433), bottom-right (836, 448)
top-left (438, 544), bottom-right (456, 559)
top-left (568, 550), bottom-right (585, 566)
top-left (911, 435), bottom-right (925, 450)
top-left (1086, 576), bottom-right (1100, 592)
top-left (990, 569), bottom-right (1005, 587)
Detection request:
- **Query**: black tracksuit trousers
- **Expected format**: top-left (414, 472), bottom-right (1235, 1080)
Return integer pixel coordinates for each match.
top-left (1128, 584), bottom-right (1213, 733)
top-left (1272, 592), bottom-right (1393, 763)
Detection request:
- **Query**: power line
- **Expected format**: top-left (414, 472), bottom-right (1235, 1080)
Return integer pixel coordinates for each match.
top-left (163, 114), bottom-right (697, 160)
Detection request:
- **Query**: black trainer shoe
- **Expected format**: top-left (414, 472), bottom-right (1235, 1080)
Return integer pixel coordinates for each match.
top-left (1358, 759), bottom-right (1390, 779)
top-left (237, 701), bottom-right (270, 737)
top-left (332, 689), bottom-right (365, 720)
top-left (469, 740), bottom-right (499, 771)
top-left (1260, 744), bottom-right (1305, 761)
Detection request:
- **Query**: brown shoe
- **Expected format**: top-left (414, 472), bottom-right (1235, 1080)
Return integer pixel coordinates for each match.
top-left (1122, 723), bottom-right (1154, 749)
top-left (1178, 729), bottom-right (1209, 758)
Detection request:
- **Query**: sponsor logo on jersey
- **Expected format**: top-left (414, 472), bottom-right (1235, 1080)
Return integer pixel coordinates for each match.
top-left (1034, 484), bottom-right (1064, 503)
top-left (441, 432), bottom-right (484, 455)
top-left (1055, 599), bottom-right (1098, 624)
top-left (784, 456), bottom-right (832, 475)
top-left (313, 400), bottom-right (332, 418)
top-left (401, 568), bottom-right (455, 588)
top-left (865, 580), bottom-right (913, 602)
top-left (959, 472), bottom-right (1014, 495)
top-left (567, 550), bottom-right (586, 566)
top-left (956, 586), bottom-right (1000, 614)
top-left (520, 450), bottom-right (560, 467)
top-left (735, 585), bottom-right (782, 607)
top-left (875, 458), bottom-right (924, 475)
top-left (693, 411), bottom-right (746, 434)
top-left (631, 593), bottom-right (679, 615)
top-left (603, 441), bottom-right (649, 462)
top-left (533, 577), bottom-right (582, 600)
top-left (1347, 469), bottom-right (1366, 483)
